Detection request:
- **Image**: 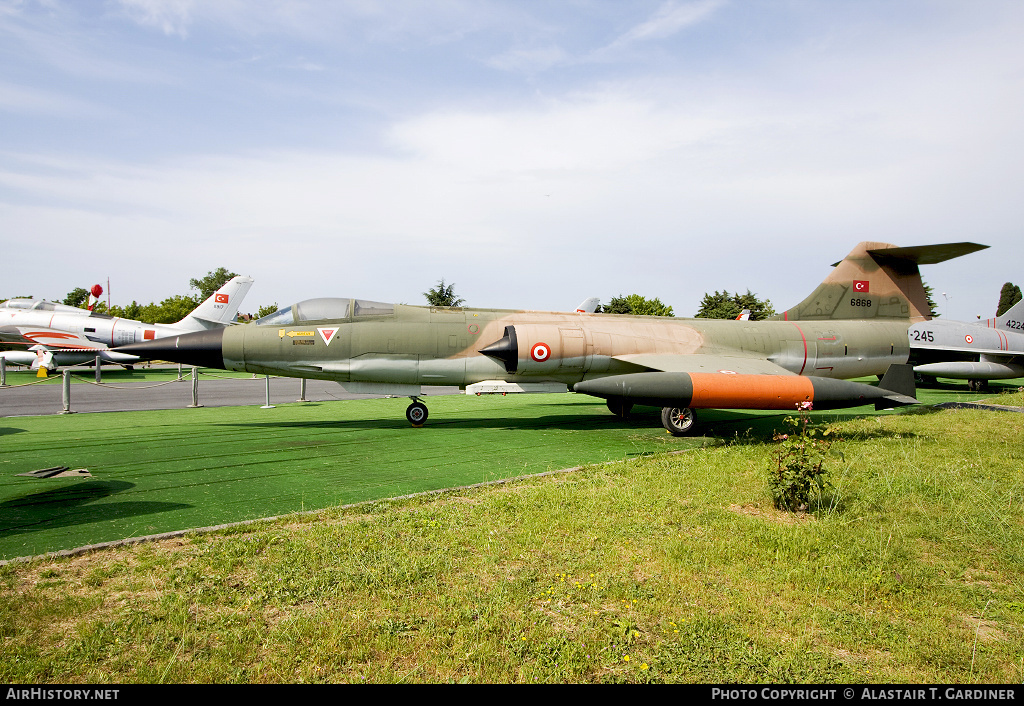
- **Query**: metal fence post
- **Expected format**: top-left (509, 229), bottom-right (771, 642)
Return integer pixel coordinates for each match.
top-left (262, 375), bottom-right (275, 408)
top-left (95, 355), bottom-right (102, 383)
top-left (60, 370), bottom-right (75, 414)
top-left (298, 378), bottom-right (307, 402)
top-left (187, 367), bottom-right (203, 408)
top-left (0, 358), bottom-right (6, 387)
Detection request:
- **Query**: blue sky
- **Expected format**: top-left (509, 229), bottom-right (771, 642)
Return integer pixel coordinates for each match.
top-left (1, 0), bottom-right (1022, 320)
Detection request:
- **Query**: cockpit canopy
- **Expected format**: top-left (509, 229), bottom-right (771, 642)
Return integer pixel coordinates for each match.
top-left (254, 298), bottom-right (394, 326)
top-left (0, 299), bottom-right (99, 315)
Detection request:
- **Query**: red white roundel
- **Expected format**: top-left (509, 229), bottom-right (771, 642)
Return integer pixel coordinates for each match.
top-left (530, 342), bottom-right (551, 362)
top-left (965, 334), bottom-right (974, 344)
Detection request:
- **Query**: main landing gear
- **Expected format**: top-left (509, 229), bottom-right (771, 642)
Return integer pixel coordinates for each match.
top-left (605, 399), bottom-right (699, 436)
top-left (606, 398), bottom-right (634, 419)
top-left (406, 397), bottom-right (428, 427)
top-left (661, 406), bottom-right (698, 436)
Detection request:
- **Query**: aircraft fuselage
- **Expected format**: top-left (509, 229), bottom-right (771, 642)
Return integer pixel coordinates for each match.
top-left (220, 305), bottom-right (908, 389)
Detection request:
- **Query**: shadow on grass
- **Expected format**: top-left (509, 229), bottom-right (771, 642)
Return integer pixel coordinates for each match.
top-left (210, 404), bottom-right (920, 445)
top-left (0, 480), bottom-right (190, 536)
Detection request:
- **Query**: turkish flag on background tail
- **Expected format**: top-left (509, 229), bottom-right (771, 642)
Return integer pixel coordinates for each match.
top-left (216, 294), bottom-right (229, 303)
top-left (853, 280), bottom-right (869, 293)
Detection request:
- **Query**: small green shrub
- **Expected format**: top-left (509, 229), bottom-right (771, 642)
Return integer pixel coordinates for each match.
top-left (768, 405), bottom-right (837, 511)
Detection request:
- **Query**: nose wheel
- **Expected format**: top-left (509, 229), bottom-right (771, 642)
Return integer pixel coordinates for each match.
top-left (406, 398), bottom-right (429, 427)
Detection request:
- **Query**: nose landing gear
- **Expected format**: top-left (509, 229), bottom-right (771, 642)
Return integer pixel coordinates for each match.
top-left (406, 397), bottom-right (429, 427)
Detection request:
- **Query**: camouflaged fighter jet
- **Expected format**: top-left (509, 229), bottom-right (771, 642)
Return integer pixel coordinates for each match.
top-left (909, 296), bottom-right (1024, 391)
top-left (115, 241), bottom-right (985, 435)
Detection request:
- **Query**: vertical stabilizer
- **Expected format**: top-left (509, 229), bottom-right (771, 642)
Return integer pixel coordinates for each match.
top-left (984, 297), bottom-right (1024, 330)
top-left (773, 242), bottom-right (987, 323)
top-left (173, 275), bottom-right (255, 331)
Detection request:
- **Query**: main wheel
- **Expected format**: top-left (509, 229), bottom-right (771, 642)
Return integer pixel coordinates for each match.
top-left (606, 398), bottom-right (634, 419)
top-left (661, 406), bottom-right (697, 436)
top-left (406, 401), bottom-right (428, 427)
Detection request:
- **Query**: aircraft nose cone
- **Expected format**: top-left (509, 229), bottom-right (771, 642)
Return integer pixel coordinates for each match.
top-left (115, 328), bottom-right (226, 369)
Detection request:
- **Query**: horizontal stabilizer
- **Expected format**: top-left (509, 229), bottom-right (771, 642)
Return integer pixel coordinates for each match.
top-left (863, 242), bottom-right (988, 267)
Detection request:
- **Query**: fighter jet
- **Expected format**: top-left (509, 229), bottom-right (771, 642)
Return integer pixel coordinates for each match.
top-left (0, 275), bottom-right (254, 374)
top-left (115, 242), bottom-right (984, 435)
top-left (909, 297), bottom-right (1024, 390)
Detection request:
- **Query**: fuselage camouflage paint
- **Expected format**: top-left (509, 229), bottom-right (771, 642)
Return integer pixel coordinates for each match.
top-left (221, 304), bottom-right (909, 388)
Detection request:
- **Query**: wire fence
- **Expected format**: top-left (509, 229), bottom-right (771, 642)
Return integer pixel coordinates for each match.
top-left (0, 359), bottom-right (308, 415)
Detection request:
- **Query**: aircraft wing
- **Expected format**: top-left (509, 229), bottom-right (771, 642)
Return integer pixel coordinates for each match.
top-left (0, 325), bottom-right (109, 351)
top-left (612, 353), bottom-right (796, 376)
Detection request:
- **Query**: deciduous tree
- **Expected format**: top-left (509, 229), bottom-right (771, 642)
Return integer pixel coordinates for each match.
top-left (601, 294), bottom-right (674, 316)
top-left (190, 267), bottom-right (239, 300)
top-left (694, 290), bottom-right (775, 320)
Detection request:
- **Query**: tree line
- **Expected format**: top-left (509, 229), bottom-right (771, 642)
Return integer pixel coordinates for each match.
top-left (4, 274), bottom-right (1017, 324)
top-left (1, 268), bottom-right (278, 324)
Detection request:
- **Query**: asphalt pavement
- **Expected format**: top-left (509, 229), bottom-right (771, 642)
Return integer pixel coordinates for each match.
top-left (0, 370), bottom-right (461, 417)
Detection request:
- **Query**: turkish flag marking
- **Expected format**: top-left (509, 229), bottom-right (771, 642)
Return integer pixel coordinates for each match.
top-left (144, 330), bottom-right (156, 340)
top-left (853, 280), bottom-right (869, 293)
top-left (215, 294), bottom-right (229, 303)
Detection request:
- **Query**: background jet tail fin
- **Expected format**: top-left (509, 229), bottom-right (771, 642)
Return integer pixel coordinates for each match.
top-left (173, 275), bottom-right (254, 331)
top-left (772, 241), bottom-right (987, 323)
top-left (989, 297), bottom-right (1024, 330)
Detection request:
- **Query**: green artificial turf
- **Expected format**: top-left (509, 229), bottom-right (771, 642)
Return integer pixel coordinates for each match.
top-left (0, 394), bottom-right (687, 559)
top-left (2, 377), bottom-right (1019, 561)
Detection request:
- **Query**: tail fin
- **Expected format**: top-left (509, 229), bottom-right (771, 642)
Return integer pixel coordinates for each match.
top-left (773, 242), bottom-right (987, 323)
top-left (982, 297), bottom-right (1024, 330)
top-left (576, 297), bottom-right (601, 313)
top-left (173, 275), bottom-right (254, 331)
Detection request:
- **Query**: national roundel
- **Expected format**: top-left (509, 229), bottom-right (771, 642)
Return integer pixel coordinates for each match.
top-left (530, 342), bottom-right (551, 362)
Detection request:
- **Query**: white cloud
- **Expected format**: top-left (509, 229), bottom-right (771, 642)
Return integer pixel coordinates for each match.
top-left (115, 0), bottom-right (194, 38)
top-left (2, 1), bottom-right (1023, 319)
top-left (607, 0), bottom-right (726, 48)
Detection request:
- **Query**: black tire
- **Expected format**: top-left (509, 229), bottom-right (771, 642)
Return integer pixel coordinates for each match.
top-left (406, 401), bottom-right (428, 426)
top-left (606, 399), bottom-right (634, 419)
top-left (661, 406), bottom-right (697, 436)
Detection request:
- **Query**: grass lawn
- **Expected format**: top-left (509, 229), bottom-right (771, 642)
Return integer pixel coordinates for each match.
top-left (0, 378), bottom-right (1022, 682)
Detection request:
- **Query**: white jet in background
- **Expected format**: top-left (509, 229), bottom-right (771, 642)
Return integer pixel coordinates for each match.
top-left (0, 275), bottom-right (254, 374)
